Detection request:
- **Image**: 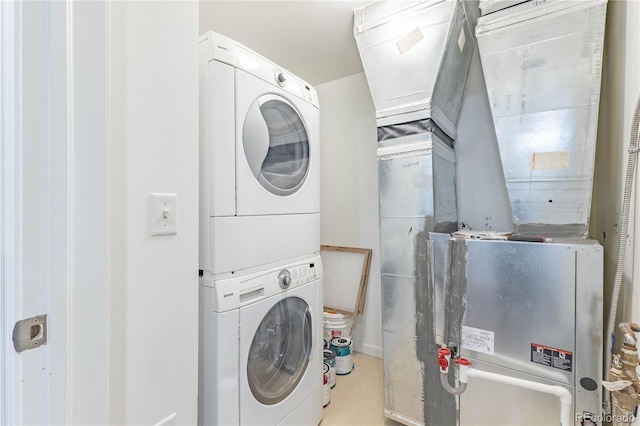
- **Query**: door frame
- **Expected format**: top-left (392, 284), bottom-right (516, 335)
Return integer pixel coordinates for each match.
top-left (1, 0), bottom-right (22, 423)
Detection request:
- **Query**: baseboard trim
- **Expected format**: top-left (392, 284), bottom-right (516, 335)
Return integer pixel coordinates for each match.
top-left (353, 342), bottom-right (382, 358)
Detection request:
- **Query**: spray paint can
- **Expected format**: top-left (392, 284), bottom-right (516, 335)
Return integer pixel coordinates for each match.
top-left (323, 349), bottom-right (337, 388)
top-left (331, 337), bottom-right (353, 375)
top-left (323, 362), bottom-right (331, 408)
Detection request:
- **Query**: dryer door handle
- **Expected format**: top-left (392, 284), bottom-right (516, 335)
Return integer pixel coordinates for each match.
top-left (243, 101), bottom-right (270, 179)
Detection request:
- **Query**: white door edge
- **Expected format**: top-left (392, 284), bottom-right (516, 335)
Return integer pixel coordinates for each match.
top-left (1, 0), bottom-right (22, 424)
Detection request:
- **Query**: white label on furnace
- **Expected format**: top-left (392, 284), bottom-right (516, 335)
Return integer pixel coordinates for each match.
top-left (458, 27), bottom-right (466, 53)
top-left (532, 151), bottom-right (569, 170)
top-left (397, 27), bottom-right (424, 55)
top-left (462, 325), bottom-right (494, 355)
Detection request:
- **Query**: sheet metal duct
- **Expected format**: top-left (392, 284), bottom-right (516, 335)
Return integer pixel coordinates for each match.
top-left (354, 1), bottom-right (476, 424)
top-left (478, 0), bottom-right (529, 16)
top-left (475, 0), bottom-right (607, 237)
top-left (377, 128), bottom-right (458, 425)
top-left (354, 0), bottom-right (475, 136)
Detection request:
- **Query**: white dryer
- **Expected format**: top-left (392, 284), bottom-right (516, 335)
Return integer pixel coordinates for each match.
top-left (199, 255), bottom-right (323, 426)
top-left (199, 31), bottom-right (320, 275)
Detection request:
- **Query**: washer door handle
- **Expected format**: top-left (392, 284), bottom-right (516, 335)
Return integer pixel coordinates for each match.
top-left (243, 101), bottom-right (270, 179)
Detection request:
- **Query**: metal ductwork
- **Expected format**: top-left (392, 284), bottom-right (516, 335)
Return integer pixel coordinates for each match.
top-left (478, 0), bottom-right (529, 16)
top-left (354, 1), bottom-right (476, 424)
top-left (354, 0), bottom-right (476, 136)
top-left (475, 0), bottom-right (607, 237)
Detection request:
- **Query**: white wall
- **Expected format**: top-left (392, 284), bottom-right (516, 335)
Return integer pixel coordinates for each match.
top-left (67, 2), bottom-right (110, 422)
top-left (108, 2), bottom-right (200, 425)
top-left (317, 72), bottom-right (382, 357)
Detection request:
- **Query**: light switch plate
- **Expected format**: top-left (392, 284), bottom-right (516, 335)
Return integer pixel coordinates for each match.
top-left (149, 193), bottom-right (177, 237)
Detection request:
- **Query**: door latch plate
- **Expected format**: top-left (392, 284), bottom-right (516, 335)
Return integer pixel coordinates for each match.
top-left (13, 315), bottom-right (47, 353)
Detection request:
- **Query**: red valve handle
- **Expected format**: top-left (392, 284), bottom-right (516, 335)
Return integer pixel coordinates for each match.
top-left (437, 347), bottom-right (452, 372)
top-left (438, 357), bottom-right (449, 370)
top-left (455, 358), bottom-right (472, 366)
top-left (438, 347), bottom-right (451, 356)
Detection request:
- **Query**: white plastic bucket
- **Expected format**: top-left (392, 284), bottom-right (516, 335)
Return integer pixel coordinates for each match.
top-left (323, 310), bottom-right (354, 342)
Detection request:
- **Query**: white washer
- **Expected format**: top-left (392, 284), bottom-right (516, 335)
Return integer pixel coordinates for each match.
top-left (199, 255), bottom-right (323, 426)
top-left (199, 31), bottom-right (320, 275)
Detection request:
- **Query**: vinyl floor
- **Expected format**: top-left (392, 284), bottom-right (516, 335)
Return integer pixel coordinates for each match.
top-left (320, 351), bottom-right (404, 426)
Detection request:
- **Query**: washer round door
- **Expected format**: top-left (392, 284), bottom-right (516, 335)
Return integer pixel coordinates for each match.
top-left (247, 296), bottom-right (312, 405)
top-left (243, 95), bottom-right (310, 196)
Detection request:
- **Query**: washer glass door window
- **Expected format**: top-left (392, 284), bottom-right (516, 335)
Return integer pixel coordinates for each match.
top-left (243, 95), bottom-right (310, 196)
top-left (247, 297), bottom-right (312, 405)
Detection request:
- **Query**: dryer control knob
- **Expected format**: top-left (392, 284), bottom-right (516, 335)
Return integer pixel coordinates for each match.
top-left (278, 270), bottom-right (292, 289)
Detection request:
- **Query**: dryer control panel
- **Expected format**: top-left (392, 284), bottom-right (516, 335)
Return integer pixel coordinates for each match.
top-left (199, 31), bottom-right (319, 107)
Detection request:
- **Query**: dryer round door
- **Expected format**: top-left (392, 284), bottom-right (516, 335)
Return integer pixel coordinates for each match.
top-left (243, 95), bottom-right (310, 196)
top-left (247, 296), bottom-right (312, 405)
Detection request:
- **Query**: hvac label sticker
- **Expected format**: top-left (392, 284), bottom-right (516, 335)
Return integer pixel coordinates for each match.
top-left (531, 343), bottom-right (573, 372)
top-left (462, 326), bottom-right (494, 355)
top-left (397, 27), bottom-right (424, 55)
top-left (531, 151), bottom-right (569, 170)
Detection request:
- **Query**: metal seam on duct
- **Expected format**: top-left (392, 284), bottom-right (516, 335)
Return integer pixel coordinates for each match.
top-left (377, 118), bottom-right (454, 145)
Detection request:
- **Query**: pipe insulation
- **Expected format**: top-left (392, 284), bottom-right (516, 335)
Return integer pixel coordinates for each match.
top-left (460, 367), bottom-right (573, 426)
top-left (440, 372), bottom-right (467, 396)
top-left (605, 95), bottom-right (640, 402)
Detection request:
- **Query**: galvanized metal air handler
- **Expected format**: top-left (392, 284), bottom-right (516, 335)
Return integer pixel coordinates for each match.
top-left (444, 237), bottom-right (603, 425)
top-left (354, 1), bottom-right (476, 424)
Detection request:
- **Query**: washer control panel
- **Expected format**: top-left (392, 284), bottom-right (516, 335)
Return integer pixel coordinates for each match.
top-left (289, 262), bottom-right (318, 287)
top-left (203, 256), bottom-right (323, 312)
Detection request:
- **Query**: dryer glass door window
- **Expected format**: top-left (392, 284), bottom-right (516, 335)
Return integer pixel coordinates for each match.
top-left (243, 95), bottom-right (309, 196)
top-left (247, 296), bottom-right (312, 405)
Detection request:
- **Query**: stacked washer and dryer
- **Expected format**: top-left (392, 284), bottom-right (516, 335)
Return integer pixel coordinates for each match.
top-left (198, 32), bottom-right (323, 425)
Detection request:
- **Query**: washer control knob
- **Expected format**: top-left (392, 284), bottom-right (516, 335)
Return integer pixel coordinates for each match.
top-left (276, 71), bottom-right (287, 86)
top-left (278, 270), bottom-right (292, 289)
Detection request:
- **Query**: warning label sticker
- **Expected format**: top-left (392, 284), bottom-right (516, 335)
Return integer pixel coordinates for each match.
top-left (462, 326), bottom-right (494, 355)
top-left (531, 343), bottom-right (573, 372)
